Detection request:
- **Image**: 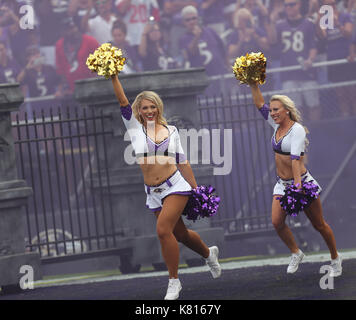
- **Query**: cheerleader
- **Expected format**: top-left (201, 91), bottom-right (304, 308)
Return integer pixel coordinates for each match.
top-left (248, 81), bottom-right (342, 276)
top-left (111, 75), bottom-right (221, 300)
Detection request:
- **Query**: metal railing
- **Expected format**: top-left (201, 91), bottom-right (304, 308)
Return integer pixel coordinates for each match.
top-left (13, 106), bottom-right (118, 257)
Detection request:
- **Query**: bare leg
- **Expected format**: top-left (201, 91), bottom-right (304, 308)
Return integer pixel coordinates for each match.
top-left (272, 196), bottom-right (299, 253)
top-left (155, 194), bottom-right (189, 279)
top-left (173, 217), bottom-right (210, 259)
top-left (304, 197), bottom-right (338, 260)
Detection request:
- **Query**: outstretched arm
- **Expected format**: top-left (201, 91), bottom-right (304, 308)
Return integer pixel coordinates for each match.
top-left (249, 81), bottom-right (277, 128)
top-left (111, 75), bottom-right (129, 106)
top-left (249, 82), bottom-right (265, 109)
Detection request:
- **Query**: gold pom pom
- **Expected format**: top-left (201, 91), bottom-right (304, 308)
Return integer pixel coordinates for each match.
top-left (86, 43), bottom-right (126, 79)
top-left (232, 52), bottom-right (267, 85)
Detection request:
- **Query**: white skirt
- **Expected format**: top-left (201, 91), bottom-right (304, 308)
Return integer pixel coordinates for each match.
top-left (273, 170), bottom-right (322, 196)
top-left (145, 170), bottom-right (192, 212)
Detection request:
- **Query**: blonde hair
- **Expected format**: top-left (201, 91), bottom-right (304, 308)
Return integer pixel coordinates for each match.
top-left (131, 91), bottom-right (168, 126)
top-left (233, 8), bottom-right (255, 29)
top-left (270, 94), bottom-right (309, 147)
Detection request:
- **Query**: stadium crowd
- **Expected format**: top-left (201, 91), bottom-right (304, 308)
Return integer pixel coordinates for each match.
top-left (0, 0), bottom-right (356, 118)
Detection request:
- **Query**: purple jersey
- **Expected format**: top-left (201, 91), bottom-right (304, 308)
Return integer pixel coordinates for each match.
top-left (179, 27), bottom-right (226, 76)
top-left (23, 65), bottom-right (60, 98)
top-left (226, 27), bottom-right (267, 57)
top-left (325, 12), bottom-right (353, 60)
top-left (275, 17), bottom-right (317, 81)
top-left (0, 59), bottom-right (21, 84)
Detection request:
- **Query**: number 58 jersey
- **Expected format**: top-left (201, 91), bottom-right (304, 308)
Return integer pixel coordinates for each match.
top-left (275, 17), bottom-right (317, 82)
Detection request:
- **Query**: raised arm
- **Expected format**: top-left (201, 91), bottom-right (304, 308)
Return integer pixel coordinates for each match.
top-left (249, 82), bottom-right (265, 109)
top-left (111, 75), bottom-right (129, 106)
top-left (249, 82), bottom-right (277, 128)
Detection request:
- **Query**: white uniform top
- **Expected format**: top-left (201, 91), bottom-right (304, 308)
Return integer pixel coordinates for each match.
top-left (259, 103), bottom-right (306, 160)
top-left (121, 104), bottom-right (187, 163)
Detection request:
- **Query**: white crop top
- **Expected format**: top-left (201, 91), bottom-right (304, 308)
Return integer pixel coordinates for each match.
top-left (120, 104), bottom-right (187, 163)
top-left (259, 103), bottom-right (306, 160)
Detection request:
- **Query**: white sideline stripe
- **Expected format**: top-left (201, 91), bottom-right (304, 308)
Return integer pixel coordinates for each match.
top-left (34, 250), bottom-right (356, 288)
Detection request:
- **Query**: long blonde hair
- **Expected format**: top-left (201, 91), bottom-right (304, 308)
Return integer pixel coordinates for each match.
top-left (131, 91), bottom-right (168, 126)
top-left (270, 94), bottom-right (309, 147)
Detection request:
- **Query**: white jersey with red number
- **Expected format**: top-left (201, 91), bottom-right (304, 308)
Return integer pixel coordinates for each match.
top-left (115, 0), bottom-right (160, 46)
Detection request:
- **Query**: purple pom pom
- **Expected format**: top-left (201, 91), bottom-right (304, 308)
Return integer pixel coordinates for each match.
top-left (278, 179), bottom-right (320, 216)
top-left (183, 185), bottom-right (220, 222)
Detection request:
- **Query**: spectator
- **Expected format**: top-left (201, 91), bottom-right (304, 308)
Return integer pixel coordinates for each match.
top-left (179, 5), bottom-right (228, 95)
top-left (115, 0), bottom-right (160, 47)
top-left (55, 17), bottom-right (99, 96)
top-left (226, 8), bottom-right (269, 64)
top-left (138, 20), bottom-right (176, 71)
top-left (111, 19), bottom-right (142, 73)
top-left (0, 40), bottom-right (22, 83)
top-left (179, 6), bottom-right (227, 74)
top-left (82, 0), bottom-right (117, 44)
top-left (269, 0), bottom-right (320, 121)
top-left (18, 46), bottom-right (60, 98)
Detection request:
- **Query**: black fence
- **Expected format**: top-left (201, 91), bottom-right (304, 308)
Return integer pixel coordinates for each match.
top-left (12, 105), bottom-right (119, 258)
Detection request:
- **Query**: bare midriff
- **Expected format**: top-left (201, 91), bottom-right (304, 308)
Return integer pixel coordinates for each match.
top-left (139, 156), bottom-right (178, 185)
top-left (275, 153), bottom-right (307, 180)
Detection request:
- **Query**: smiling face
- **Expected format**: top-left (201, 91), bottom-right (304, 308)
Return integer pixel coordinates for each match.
top-left (270, 100), bottom-right (290, 124)
top-left (139, 99), bottom-right (159, 124)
